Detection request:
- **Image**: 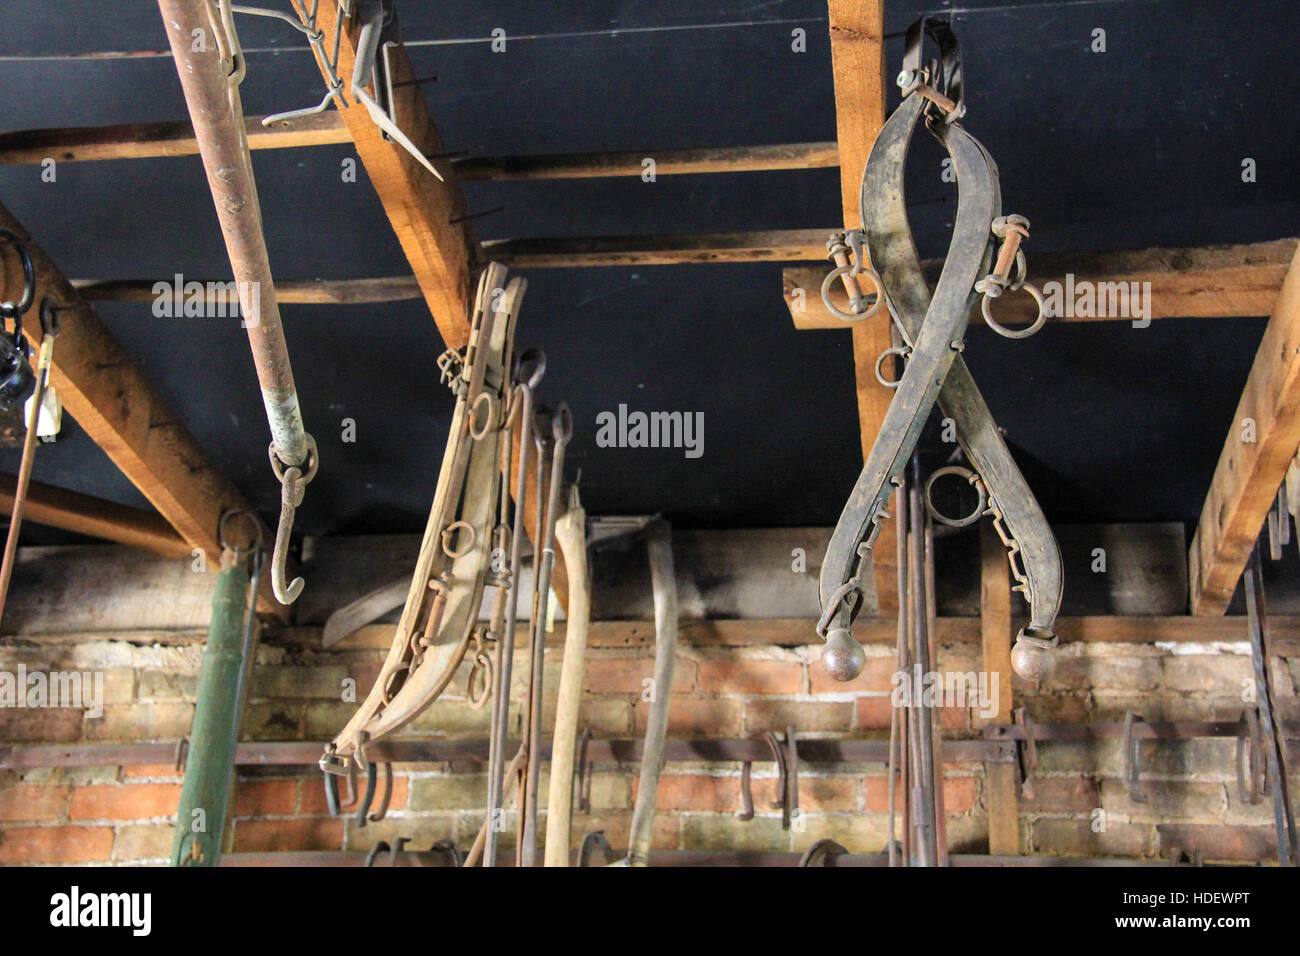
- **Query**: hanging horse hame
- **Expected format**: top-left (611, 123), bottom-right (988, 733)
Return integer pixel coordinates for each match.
top-left (816, 18), bottom-right (1063, 685)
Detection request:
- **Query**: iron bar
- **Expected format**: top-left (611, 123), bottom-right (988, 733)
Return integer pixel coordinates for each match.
top-left (1243, 546), bottom-right (1298, 865)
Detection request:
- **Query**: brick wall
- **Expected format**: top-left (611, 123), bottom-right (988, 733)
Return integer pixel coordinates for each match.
top-left (0, 629), bottom-right (1294, 865)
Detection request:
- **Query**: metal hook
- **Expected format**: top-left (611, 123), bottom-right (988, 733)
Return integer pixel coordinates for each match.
top-left (1014, 706), bottom-right (1038, 800)
top-left (799, 839), bottom-right (849, 867)
top-left (268, 433), bottom-right (317, 605)
top-left (578, 830), bottom-right (614, 867)
top-left (575, 726), bottom-right (593, 813)
top-left (0, 228), bottom-right (36, 322)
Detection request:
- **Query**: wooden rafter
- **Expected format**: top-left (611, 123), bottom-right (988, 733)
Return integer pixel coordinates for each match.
top-left (785, 239), bottom-right (1300, 329)
top-left (1189, 243), bottom-right (1300, 614)
top-left (0, 112), bottom-right (837, 180)
top-left (0, 476), bottom-right (189, 558)
top-left (827, 0), bottom-right (897, 614)
top-left (0, 201), bottom-right (283, 615)
top-left (0, 113), bottom-right (348, 166)
top-left (298, 4), bottom-right (477, 348)
top-left (297, 7), bottom-right (566, 606)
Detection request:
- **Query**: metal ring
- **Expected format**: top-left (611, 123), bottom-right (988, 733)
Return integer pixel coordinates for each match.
top-left (441, 520), bottom-right (476, 558)
top-left (466, 648), bottom-right (493, 710)
top-left (981, 280), bottom-right (1046, 339)
top-left (217, 509), bottom-right (264, 558)
top-left (267, 433), bottom-right (319, 484)
top-left (923, 465), bottom-right (987, 528)
top-left (468, 391), bottom-right (497, 440)
top-left (820, 264), bottom-right (885, 322)
top-left (0, 228), bottom-right (36, 321)
top-left (514, 348), bottom-right (546, 389)
top-left (874, 346), bottom-right (910, 388)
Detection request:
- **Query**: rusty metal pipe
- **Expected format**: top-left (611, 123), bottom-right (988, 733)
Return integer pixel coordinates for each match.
top-left (158, 0), bottom-right (308, 466)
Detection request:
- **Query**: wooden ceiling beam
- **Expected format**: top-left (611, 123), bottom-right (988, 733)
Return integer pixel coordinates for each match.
top-left (785, 239), bottom-right (1300, 329)
top-left (1189, 242), bottom-right (1300, 614)
top-left (298, 4), bottom-right (477, 349)
top-left (0, 112), bottom-right (837, 179)
top-left (0, 201), bottom-right (284, 616)
top-left (826, 0), bottom-right (896, 614)
top-left (0, 475), bottom-right (189, 558)
top-left (0, 113), bottom-right (348, 166)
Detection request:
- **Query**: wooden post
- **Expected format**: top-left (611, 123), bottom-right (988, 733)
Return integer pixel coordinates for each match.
top-left (981, 523), bottom-right (1019, 855)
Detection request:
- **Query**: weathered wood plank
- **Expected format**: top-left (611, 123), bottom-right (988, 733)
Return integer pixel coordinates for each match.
top-left (455, 142), bottom-right (840, 180)
top-left (0, 111), bottom-right (837, 179)
top-left (981, 524), bottom-right (1019, 854)
top-left (0, 475), bottom-right (189, 557)
top-left (785, 239), bottom-right (1299, 329)
top-left (300, 4), bottom-right (477, 348)
top-left (826, 0), bottom-right (896, 613)
top-left (1190, 242), bottom-right (1300, 614)
top-left (72, 275), bottom-right (422, 306)
top-left (482, 229), bottom-right (831, 268)
top-left (0, 113), bottom-right (349, 165)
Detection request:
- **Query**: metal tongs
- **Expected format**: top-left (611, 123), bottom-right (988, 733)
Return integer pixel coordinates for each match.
top-left (816, 18), bottom-right (1063, 684)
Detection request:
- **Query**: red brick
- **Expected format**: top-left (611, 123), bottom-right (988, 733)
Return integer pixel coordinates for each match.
top-left (653, 774), bottom-right (741, 812)
top-left (941, 776), bottom-right (978, 814)
top-left (863, 775), bottom-right (976, 814)
top-left (809, 656), bottom-right (897, 694)
top-left (855, 695), bottom-right (895, 730)
top-left (854, 696), bottom-right (966, 732)
top-left (0, 784), bottom-right (70, 822)
top-left (585, 657), bottom-right (694, 695)
top-left (696, 659), bottom-right (803, 695)
top-left (745, 699), bottom-right (851, 734)
top-left (756, 774), bottom-right (857, 812)
top-left (234, 779), bottom-right (299, 817)
top-left (634, 697), bottom-right (743, 736)
top-left (0, 825), bottom-right (114, 863)
top-left (233, 817), bottom-right (344, 852)
top-left (0, 707), bottom-right (83, 742)
top-left (69, 783), bottom-right (181, 821)
top-left (1155, 825), bottom-right (1276, 863)
top-left (300, 774), bottom-right (408, 815)
top-left (1019, 775), bottom-right (1100, 814)
top-left (123, 764), bottom-right (182, 780)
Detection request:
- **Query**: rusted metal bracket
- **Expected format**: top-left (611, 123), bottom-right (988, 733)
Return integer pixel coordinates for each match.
top-left (1122, 711), bottom-right (1148, 804)
top-left (1236, 707), bottom-right (1266, 806)
top-left (1013, 706), bottom-right (1038, 801)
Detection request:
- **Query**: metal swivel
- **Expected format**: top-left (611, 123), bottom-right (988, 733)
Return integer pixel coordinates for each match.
top-left (821, 626), bottom-right (866, 682)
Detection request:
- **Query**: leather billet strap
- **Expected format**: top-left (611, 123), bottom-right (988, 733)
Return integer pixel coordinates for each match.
top-left (323, 265), bottom-right (523, 771)
top-left (817, 19), bottom-right (1062, 676)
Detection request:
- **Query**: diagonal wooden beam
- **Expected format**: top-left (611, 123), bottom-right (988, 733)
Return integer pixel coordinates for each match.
top-left (0, 201), bottom-right (284, 615)
top-left (1189, 243), bottom-right (1300, 614)
top-left (300, 3), bottom-right (477, 349)
top-left (298, 8), bottom-right (565, 608)
top-left (0, 475), bottom-right (189, 557)
top-left (827, 0), bottom-right (896, 614)
top-left (785, 239), bottom-right (1299, 329)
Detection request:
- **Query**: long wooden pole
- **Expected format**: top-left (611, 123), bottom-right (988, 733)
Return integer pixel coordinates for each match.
top-left (544, 487), bottom-right (591, 866)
